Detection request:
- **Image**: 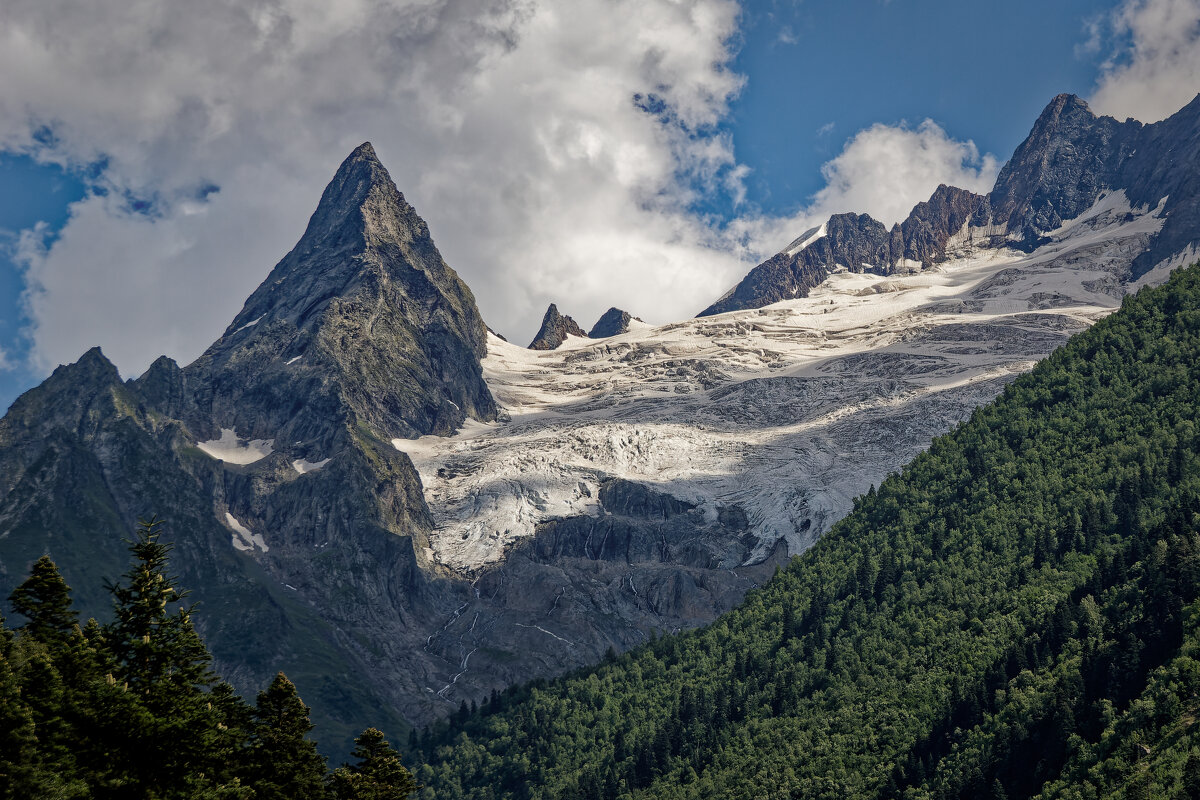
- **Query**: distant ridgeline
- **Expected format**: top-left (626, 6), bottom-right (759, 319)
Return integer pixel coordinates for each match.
top-left (414, 265), bottom-right (1200, 799)
top-left (0, 520), bottom-right (417, 799)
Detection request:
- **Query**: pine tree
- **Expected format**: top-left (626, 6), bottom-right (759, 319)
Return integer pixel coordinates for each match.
top-left (9, 556), bottom-right (78, 647)
top-left (329, 728), bottom-right (418, 800)
top-left (104, 517), bottom-right (213, 694)
top-left (1178, 751), bottom-right (1200, 800)
top-left (247, 672), bottom-right (330, 799)
top-left (0, 621), bottom-right (41, 800)
top-left (98, 517), bottom-right (235, 797)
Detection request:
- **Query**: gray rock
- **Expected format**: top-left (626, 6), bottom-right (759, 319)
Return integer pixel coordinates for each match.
top-left (528, 303), bottom-right (587, 349)
top-left (588, 307), bottom-right (641, 338)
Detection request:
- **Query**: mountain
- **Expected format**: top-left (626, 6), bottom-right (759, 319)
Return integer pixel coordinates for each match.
top-left (528, 303), bottom-right (588, 349)
top-left (0, 143), bottom-right (505, 752)
top-left (702, 93), bottom-right (1200, 317)
top-left (588, 307), bottom-right (642, 338)
top-left (415, 262), bottom-right (1200, 800)
top-left (3, 92), bottom-right (1200, 753)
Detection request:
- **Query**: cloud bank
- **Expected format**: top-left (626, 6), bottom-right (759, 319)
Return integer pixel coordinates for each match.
top-left (1, 0), bottom-right (1006, 374)
top-left (1091, 0), bottom-right (1200, 123)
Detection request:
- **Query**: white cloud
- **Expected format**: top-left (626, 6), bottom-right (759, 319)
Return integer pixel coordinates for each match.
top-left (808, 120), bottom-right (999, 226)
top-left (0, 0), bottom-right (1007, 371)
top-left (732, 119), bottom-right (1000, 254)
top-left (1090, 0), bottom-right (1200, 123)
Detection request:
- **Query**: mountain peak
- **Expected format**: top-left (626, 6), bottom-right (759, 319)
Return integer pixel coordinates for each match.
top-left (186, 143), bottom-right (496, 440)
top-left (295, 141), bottom-right (406, 254)
top-left (988, 92), bottom-right (1138, 245)
top-left (588, 307), bottom-right (641, 338)
top-left (529, 304), bottom-right (587, 350)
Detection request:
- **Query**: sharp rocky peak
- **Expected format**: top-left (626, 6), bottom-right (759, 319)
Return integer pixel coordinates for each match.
top-left (185, 142), bottom-right (497, 442)
top-left (529, 304), bottom-right (587, 350)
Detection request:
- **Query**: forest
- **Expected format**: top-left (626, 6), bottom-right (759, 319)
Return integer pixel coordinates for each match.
top-left (0, 519), bottom-right (417, 799)
top-left (410, 265), bottom-right (1200, 799)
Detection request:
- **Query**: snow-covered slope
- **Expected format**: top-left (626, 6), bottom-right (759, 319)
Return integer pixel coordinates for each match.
top-left (395, 189), bottom-right (1168, 574)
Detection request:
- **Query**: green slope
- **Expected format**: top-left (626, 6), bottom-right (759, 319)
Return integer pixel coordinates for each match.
top-left (413, 264), bottom-right (1200, 800)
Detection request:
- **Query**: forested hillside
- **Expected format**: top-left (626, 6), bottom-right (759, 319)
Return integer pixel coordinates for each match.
top-left (413, 265), bottom-right (1200, 800)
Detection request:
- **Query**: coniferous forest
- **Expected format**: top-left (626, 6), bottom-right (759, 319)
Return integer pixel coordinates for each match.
top-left (0, 519), bottom-right (417, 799)
top-left (408, 265), bottom-right (1200, 798)
top-left (6, 263), bottom-right (1200, 798)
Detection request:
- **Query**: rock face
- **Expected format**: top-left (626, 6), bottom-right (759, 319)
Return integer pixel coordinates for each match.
top-left (704, 92), bottom-right (1200, 316)
top-left (588, 307), bottom-right (641, 338)
top-left (187, 142), bottom-right (497, 441)
top-left (528, 303), bottom-right (587, 349)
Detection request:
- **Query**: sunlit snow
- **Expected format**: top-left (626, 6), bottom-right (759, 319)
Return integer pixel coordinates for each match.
top-left (392, 192), bottom-right (1174, 574)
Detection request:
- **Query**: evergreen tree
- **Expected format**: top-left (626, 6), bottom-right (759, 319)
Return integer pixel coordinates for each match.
top-left (330, 728), bottom-right (418, 800)
top-left (104, 517), bottom-right (213, 694)
top-left (0, 640), bottom-right (40, 800)
top-left (9, 556), bottom-right (78, 647)
top-left (98, 517), bottom-right (234, 798)
top-left (247, 672), bottom-right (330, 800)
top-left (1178, 751), bottom-right (1200, 800)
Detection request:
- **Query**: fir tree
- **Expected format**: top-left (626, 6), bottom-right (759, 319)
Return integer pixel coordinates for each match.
top-left (9, 556), bottom-right (78, 647)
top-left (0, 639), bottom-right (40, 800)
top-left (104, 517), bottom-right (213, 694)
top-left (330, 728), bottom-right (418, 800)
top-left (248, 672), bottom-right (330, 800)
top-left (98, 517), bottom-right (234, 798)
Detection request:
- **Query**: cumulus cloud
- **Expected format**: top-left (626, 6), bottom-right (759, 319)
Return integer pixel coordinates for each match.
top-left (808, 120), bottom-right (999, 226)
top-left (1090, 0), bottom-right (1200, 123)
top-left (0, 0), bottom-right (1004, 374)
top-left (732, 119), bottom-right (999, 256)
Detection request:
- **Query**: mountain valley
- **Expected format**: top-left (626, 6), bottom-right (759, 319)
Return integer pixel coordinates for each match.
top-left (2, 91), bottom-right (1200, 762)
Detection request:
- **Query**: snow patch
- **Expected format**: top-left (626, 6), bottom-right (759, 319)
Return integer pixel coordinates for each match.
top-left (196, 429), bottom-right (274, 464)
top-left (285, 356), bottom-right (302, 365)
top-left (292, 457), bottom-right (331, 474)
top-left (783, 222), bottom-right (827, 257)
top-left (232, 315), bottom-right (264, 335)
top-left (225, 512), bottom-right (268, 553)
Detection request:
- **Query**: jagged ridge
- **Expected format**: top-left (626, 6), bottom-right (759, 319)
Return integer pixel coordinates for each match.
top-left (703, 92), bottom-right (1200, 317)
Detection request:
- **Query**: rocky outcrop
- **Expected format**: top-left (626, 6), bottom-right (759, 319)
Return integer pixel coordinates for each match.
top-left (588, 307), bottom-right (641, 338)
top-left (528, 303), bottom-right (587, 350)
top-left (700, 191), bottom-right (990, 317)
top-left (704, 92), bottom-right (1200, 316)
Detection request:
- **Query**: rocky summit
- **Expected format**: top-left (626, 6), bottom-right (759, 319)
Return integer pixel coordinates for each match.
top-left (588, 307), bottom-right (642, 338)
top-left (702, 93), bottom-right (1200, 317)
top-left (528, 303), bottom-right (588, 349)
top-left (3, 93), bottom-right (1200, 755)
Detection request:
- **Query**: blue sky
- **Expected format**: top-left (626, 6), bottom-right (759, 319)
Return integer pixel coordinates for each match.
top-left (728, 0), bottom-right (1110, 212)
top-left (0, 0), bottom-right (1183, 413)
